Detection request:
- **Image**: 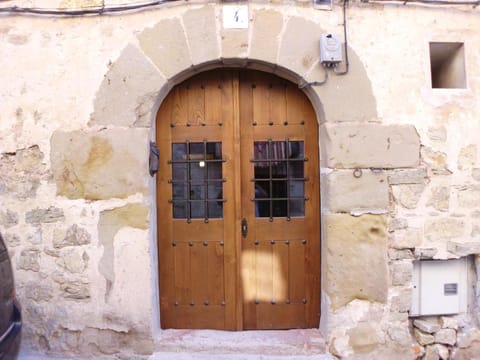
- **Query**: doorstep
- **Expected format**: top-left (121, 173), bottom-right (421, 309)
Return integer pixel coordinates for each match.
top-left (151, 328), bottom-right (334, 359)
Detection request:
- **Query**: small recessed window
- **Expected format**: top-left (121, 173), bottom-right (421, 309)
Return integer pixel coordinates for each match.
top-left (429, 42), bottom-right (466, 89)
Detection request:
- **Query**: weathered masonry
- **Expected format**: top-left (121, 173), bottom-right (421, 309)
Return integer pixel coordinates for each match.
top-left (1, 0), bottom-right (480, 359)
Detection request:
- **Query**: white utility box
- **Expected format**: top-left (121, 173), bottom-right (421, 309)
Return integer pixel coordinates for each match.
top-left (320, 34), bottom-right (342, 65)
top-left (410, 258), bottom-right (468, 317)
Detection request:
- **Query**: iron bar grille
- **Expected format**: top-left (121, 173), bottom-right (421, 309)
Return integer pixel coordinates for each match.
top-left (251, 139), bottom-right (307, 221)
top-left (169, 141), bottom-right (225, 223)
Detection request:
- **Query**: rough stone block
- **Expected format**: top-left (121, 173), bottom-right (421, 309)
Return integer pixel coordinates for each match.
top-left (391, 228), bottom-right (422, 249)
top-left (322, 123), bottom-right (420, 169)
top-left (278, 17), bottom-right (323, 76)
top-left (421, 147), bottom-right (451, 175)
top-left (137, 18), bottom-right (192, 79)
top-left (440, 316), bottom-right (458, 330)
top-left (50, 128), bottom-right (148, 200)
top-left (388, 248), bottom-right (414, 260)
top-left (388, 168), bottom-right (427, 185)
top-left (390, 288), bottom-right (412, 313)
top-left (424, 345), bottom-right (440, 360)
top-left (457, 144), bottom-right (477, 170)
top-left (15, 145), bottom-right (44, 173)
top-left (60, 281), bottom-right (90, 300)
top-left (427, 126), bottom-right (447, 142)
top-left (0, 209), bottom-right (18, 228)
top-left (249, 9), bottom-right (283, 64)
top-left (414, 319), bottom-right (440, 334)
top-left (425, 218), bottom-right (464, 241)
top-left (26, 207), bottom-right (65, 224)
top-left (391, 261), bottom-right (413, 286)
top-left (414, 328), bottom-right (435, 345)
top-left (427, 186), bottom-right (450, 212)
top-left (56, 249), bottom-right (88, 274)
top-left (389, 218), bottom-right (408, 232)
top-left (392, 184), bottom-right (425, 209)
top-left (387, 325), bottom-right (412, 346)
top-left (446, 241), bottom-right (480, 256)
top-left (434, 328), bottom-right (456, 346)
top-left (17, 249), bottom-right (41, 272)
top-left (327, 170), bottom-right (389, 213)
top-left (90, 44), bottom-right (166, 127)
top-left (457, 185), bottom-right (480, 208)
top-left (325, 214), bottom-right (388, 309)
top-left (183, 6), bottom-right (219, 65)
top-left (414, 247), bottom-right (438, 259)
top-left (433, 344), bottom-right (449, 360)
top-left (348, 322), bottom-right (379, 353)
top-left (53, 224), bottom-right (91, 249)
top-left (473, 168), bottom-right (480, 181)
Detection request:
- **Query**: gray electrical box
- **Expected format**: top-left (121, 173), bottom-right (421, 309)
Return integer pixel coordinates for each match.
top-left (320, 34), bottom-right (343, 65)
top-left (410, 258), bottom-right (468, 317)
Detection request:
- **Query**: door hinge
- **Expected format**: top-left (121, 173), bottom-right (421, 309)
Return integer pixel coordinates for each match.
top-left (149, 141), bottom-right (160, 177)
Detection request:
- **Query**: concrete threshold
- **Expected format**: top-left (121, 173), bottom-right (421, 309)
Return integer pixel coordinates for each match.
top-left (151, 328), bottom-right (335, 360)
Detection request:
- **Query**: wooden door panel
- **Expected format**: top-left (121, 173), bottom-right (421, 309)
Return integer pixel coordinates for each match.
top-left (157, 69), bottom-right (320, 330)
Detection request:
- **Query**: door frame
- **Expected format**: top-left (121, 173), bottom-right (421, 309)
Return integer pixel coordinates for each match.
top-left (152, 66), bottom-right (325, 333)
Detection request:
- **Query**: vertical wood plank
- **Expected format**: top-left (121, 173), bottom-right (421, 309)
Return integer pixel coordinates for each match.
top-left (188, 78), bottom-right (205, 126)
top-left (208, 243), bottom-right (225, 305)
top-left (289, 240), bottom-right (306, 303)
top-left (191, 243), bottom-right (208, 305)
top-left (273, 241), bottom-right (289, 303)
top-left (174, 243), bottom-right (191, 304)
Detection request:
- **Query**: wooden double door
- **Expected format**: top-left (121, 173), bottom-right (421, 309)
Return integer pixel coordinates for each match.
top-left (156, 69), bottom-right (320, 330)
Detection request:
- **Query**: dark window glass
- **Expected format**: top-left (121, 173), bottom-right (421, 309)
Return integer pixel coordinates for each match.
top-left (253, 141), bottom-right (306, 219)
top-left (170, 142), bottom-right (223, 220)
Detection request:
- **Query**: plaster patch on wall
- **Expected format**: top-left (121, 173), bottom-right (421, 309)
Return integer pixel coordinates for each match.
top-left (98, 203), bottom-right (148, 301)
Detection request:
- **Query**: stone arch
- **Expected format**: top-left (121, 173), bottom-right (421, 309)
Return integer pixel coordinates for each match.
top-left (87, 2), bottom-right (378, 335)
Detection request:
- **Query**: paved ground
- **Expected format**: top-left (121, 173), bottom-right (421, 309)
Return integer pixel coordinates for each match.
top-left (18, 329), bottom-right (335, 360)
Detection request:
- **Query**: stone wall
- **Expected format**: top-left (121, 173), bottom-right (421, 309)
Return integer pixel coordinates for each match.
top-left (1, 0), bottom-right (480, 359)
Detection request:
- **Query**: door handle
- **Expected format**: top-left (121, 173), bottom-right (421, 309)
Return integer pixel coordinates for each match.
top-left (241, 218), bottom-right (248, 238)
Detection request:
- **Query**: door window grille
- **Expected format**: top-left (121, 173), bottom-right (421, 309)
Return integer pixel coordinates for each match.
top-left (169, 141), bottom-right (225, 222)
top-left (252, 140), bottom-right (307, 220)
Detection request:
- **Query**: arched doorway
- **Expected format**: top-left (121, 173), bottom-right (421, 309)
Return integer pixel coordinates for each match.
top-left (156, 69), bottom-right (320, 330)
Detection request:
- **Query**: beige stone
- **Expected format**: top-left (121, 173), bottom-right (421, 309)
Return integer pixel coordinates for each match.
top-left (390, 288), bottom-right (412, 313)
top-left (325, 214), bottom-right (388, 309)
top-left (387, 325), bottom-right (412, 346)
top-left (440, 316), bottom-right (458, 330)
top-left (25, 206), bottom-right (64, 224)
top-left (391, 261), bottom-right (413, 286)
top-left (250, 9), bottom-right (283, 64)
top-left (327, 170), bottom-right (388, 213)
top-left (389, 218), bottom-right (408, 232)
top-left (60, 281), bottom-right (90, 300)
top-left (457, 185), bottom-right (480, 207)
top-left (414, 247), bottom-right (438, 259)
top-left (90, 44), bottom-right (166, 127)
top-left (427, 126), bottom-right (447, 142)
top-left (15, 145), bottom-right (44, 173)
top-left (433, 344), bottom-right (449, 360)
top-left (425, 218), bottom-right (464, 241)
top-left (421, 147), bottom-right (451, 175)
top-left (348, 322), bottom-right (379, 353)
top-left (183, 6), bottom-right (219, 65)
top-left (388, 248), bottom-right (414, 260)
top-left (308, 48), bottom-right (378, 123)
top-left (278, 17), bottom-right (322, 76)
top-left (50, 128), bottom-right (148, 200)
top-left (391, 228), bottom-right (422, 249)
top-left (414, 319), bottom-right (440, 334)
top-left (388, 168), bottom-right (427, 185)
top-left (457, 144), bottom-right (477, 170)
top-left (427, 186), bottom-right (450, 212)
top-left (447, 241), bottom-right (480, 256)
top-left (56, 249), bottom-right (88, 274)
top-left (221, 29), bottom-right (248, 59)
top-left (473, 168), bottom-right (480, 181)
top-left (392, 184), bottom-right (425, 209)
top-left (137, 18), bottom-right (192, 79)
top-left (434, 328), bottom-right (456, 345)
top-left (414, 328), bottom-right (435, 345)
top-left (322, 124), bottom-right (420, 169)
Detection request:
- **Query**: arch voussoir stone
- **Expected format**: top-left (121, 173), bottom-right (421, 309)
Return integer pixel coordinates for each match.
top-left (137, 17), bottom-right (193, 80)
